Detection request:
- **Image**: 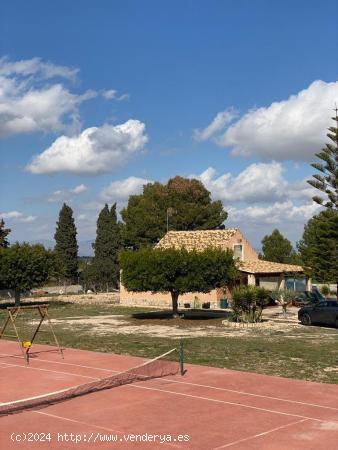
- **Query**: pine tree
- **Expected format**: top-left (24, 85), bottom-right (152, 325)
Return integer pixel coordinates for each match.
top-left (90, 203), bottom-right (120, 290)
top-left (260, 229), bottom-right (295, 263)
top-left (54, 203), bottom-right (78, 282)
top-left (298, 210), bottom-right (338, 296)
top-left (0, 219), bottom-right (11, 248)
top-left (308, 109), bottom-right (338, 209)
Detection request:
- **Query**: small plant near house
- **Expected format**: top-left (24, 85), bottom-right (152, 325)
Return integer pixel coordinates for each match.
top-left (270, 289), bottom-right (296, 317)
top-left (231, 286), bottom-right (270, 323)
top-left (320, 285), bottom-right (330, 297)
top-left (193, 296), bottom-right (201, 309)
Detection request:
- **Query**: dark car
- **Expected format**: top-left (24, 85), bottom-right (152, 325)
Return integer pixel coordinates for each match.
top-left (298, 301), bottom-right (338, 327)
top-left (293, 289), bottom-right (325, 307)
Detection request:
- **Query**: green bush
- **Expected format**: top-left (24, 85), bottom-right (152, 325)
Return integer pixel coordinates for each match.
top-left (270, 289), bottom-right (297, 316)
top-left (320, 285), bottom-right (330, 296)
top-left (231, 286), bottom-right (269, 323)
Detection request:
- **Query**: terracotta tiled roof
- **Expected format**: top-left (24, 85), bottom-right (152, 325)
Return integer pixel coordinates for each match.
top-left (239, 260), bottom-right (304, 274)
top-left (156, 229), bottom-right (239, 251)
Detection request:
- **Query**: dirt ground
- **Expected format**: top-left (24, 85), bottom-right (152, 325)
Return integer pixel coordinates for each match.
top-left (0, 292), bottom-right (120, 305)
top-left (47, 304), bottom-right (326, 339)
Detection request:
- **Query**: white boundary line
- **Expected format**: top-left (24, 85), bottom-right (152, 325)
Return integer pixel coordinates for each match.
top-left (130, 384), bottom-right (336, 423)
top-left (34, 411), bottom-right (183, 449)
top-left (212, 418), bottom-right (309, 449)
top-left (0, 352), bottom-right (118, 372)
top-left (0, 361), bottom-right (101, 381)
top-left (1, 350), bottom-right (338, 414)
top-left (163, 378), bottom-right (338, 412)
top-left (35, 411), bottom-right (126, 435)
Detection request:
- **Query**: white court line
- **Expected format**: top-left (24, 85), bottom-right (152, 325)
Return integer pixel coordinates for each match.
top-left (0, 351), bottom-right (120, 373)
top-left (212, 418), bottom-right (309, 449)
top-left (34, 411), bottom-right (183, 449)
top-left (130, 384), bottom-right (336, 423)
top-left (0, 361), bottom-right (101, 381)
top-left (35, 411), bottom-right (126, 435)
top-left (163, 378), bottom-right (338, 412)
top-left (2, 350), bottom-right (338, 414)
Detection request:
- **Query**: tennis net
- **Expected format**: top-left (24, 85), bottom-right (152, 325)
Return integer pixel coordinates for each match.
top-left (0, 347), bottom-right (181, 416)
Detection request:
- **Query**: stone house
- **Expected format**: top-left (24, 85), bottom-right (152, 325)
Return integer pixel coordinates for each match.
top-left (120, 229), bottom-right (307, 308)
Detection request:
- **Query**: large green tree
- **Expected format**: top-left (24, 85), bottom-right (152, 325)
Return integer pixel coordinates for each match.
top-left (120, 247), bottom-right (237, 315)
top-left (297, 210), bottom-right (338, 296)
top-left (121, 176), bottom-right (227, 248)
top-left (54, 203), bottom-right (78, 282)
top-left (260, 229), bottom-right (297, 263)
top-left (0, 243), bottom-right (55, 305)
top-left (0, 219), bottom-right (11, 248)
top-left (87, 203), bottom-right (121, 291)
top-left (307, 111), bottom-right (338, 209)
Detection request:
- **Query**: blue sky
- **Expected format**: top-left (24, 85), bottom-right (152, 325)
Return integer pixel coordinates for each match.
top-left (1, 0), bottom-right (338, 254)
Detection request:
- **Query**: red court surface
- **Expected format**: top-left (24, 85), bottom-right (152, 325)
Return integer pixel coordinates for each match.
top-left (1, 339), bottom-right (338, 450)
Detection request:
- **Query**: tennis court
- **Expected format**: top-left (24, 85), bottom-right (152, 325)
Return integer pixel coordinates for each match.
top-left (1, 339), bottom-right (338, 449)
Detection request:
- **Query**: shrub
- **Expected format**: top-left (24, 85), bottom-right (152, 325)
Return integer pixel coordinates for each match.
top-left (270, 289), bottom-right (297, 316)
top-left (231, 286), bottom-right (270, 323)
top-left (320, 285), bottom-right (330, 296)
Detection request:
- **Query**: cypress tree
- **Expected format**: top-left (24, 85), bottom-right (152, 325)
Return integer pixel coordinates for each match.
top-left (0, 219), bottom-right (11, 248)
top-left (91, 203), bottom-right (120, 290)
top-left (54, 203), bottom-right (78, 282)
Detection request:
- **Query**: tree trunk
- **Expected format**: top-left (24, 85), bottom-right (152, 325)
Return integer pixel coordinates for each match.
top-left (171, 291), bottom-right (179, 317)
top-left (14, 289), bottom-right (20, 307)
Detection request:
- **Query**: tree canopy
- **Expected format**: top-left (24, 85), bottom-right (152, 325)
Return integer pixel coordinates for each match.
top-left (0, 243), bottom-right (55, 305)
top-left (121, 176), bottom-right (227, 248)
top-left (120, 247), bottom-right (237, 315)
top-left (82, 203), bottom-right (121, 291)
top-left (0, 219), bottom-right (11, 248)
top-left (308, 111), bottom-right (338, 209)
top-left (54, 203), bottom-right (78, 282)
top-left (260, 229), bottom-right (297, 263)
top-left (297, 210), bottom-right (338, 295)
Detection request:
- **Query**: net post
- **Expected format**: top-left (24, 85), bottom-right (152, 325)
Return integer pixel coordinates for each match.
top-left (179, 340), bottom-right (184, 376)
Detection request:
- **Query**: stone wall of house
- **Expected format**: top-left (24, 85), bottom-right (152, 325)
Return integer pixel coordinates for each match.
top-left (229, 230), bottom-right (259, 261)
top-left (119, 284), bottom-right (231, 308)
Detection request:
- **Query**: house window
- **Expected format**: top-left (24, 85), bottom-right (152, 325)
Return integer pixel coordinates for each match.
top-left (233, 244), bottom-right (243, 260)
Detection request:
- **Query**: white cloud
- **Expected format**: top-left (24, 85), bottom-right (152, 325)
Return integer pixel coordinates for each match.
top-left (101, 89), bottom-right (129, 101)
top-left (27, 119), bottom-right (148, 175)
top-left (194, 162), bottom-right (288, 203)
top-left (0, 57), bottom-right (123, 138)
top-left (47, 184), bottom-right (88, 202)
top-left (228, 201), bottom-right (320, 225)
top-left (192, 162), bottom-right (316, 204)
top-left (0, 56), bottom-right (78, 80)
top-left (100, 176), bottom-right (151, 203)
top-left (193, 108), bottom-right (238, 142)
top-left (0, 211), bottom-right (36, 223)
top-left (0, 57), bottom-right (97, 137)
top-left (197, 80), bottom-right (338, 161)
top-left (72, 184), bottom-right (87, 194)
top-left (102, 89), bottom-right (117, 99)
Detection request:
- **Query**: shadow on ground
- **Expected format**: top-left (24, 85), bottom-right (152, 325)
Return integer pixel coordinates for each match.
top-left (132, 309), bottom-right (231, 320)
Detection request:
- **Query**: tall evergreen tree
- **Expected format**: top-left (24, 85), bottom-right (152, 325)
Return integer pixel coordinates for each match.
top-left (54, 203), bottom-right (78, 282)
top-left (308, 110), bottom-right (338, 209)
top-left (297, 210), bottom-right (338, 296)
top-left (260, 229), bottom-right (296, 263)
top-left (121, 176), bottom-right (227, 248)
top-left (90, 203), bottom-right (120, 290)
top-left (0, 219), bottom-right (11, 248)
